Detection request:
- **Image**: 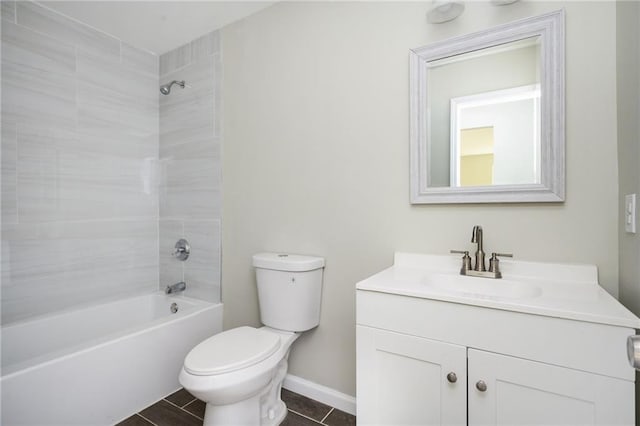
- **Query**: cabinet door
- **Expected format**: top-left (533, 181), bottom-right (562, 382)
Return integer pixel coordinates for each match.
top-left (468, 349), bottom-right (634, 426)
top-left (356, 326), bottom-right (466, 425)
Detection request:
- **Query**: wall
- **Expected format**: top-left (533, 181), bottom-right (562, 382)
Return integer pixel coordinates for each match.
top-left (221, 1), bottom-right (619, 396)
top-left (1, 2), bottom-right (159, 324)
top-left (617, 2), bottom-right (640, 317)
top-left (158, 33), bottom-right (222, 303)
top-left (616, 4), bottom-right (640, 418)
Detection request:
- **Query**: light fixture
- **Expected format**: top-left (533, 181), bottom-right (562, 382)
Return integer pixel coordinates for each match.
top-left (427, 0), bottom-right (465, 24)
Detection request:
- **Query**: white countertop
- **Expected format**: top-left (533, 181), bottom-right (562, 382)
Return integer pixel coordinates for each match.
top-left (356, 252), bottom-right (640, 329)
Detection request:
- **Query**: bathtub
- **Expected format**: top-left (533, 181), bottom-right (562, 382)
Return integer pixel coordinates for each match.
top-left (1, 292), bottom-right (223, 426)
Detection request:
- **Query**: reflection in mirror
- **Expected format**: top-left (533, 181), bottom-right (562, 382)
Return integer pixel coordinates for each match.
top-left (409, 10), bottom-right (565, 203)
top-left (427, 37), bottom-right (541, 188)
top-left (459, 127), bottom-right (495, 186)
top-left (451, 84), bottom-right (541, 187)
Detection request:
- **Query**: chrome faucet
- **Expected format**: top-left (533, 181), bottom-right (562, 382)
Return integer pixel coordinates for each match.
top-left (165, 281), bottom-right (186, 294)
top-left (451, 225), bottom-right (512, 279)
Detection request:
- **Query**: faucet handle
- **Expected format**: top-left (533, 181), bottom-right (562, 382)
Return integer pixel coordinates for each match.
top-left (492, 252), bottom-right (513, 258)
top-left (450, 250), bottom-right (472, 275)
top-left (488, 252), bottom-right (513, 276)
top-left (172, 239), bottom-right (190, 261)
top-left (450, 250), bottom-right (469, 255)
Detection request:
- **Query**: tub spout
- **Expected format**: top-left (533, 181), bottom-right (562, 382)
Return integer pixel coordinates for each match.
top-left (166, 281), bottom-right (186, 294)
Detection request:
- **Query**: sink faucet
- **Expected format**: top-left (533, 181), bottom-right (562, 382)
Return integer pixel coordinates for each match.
top-left (166, 281), bottom-right (186, 294)
top-left (471, 225), bottom-right (486, 272)
top-left (450, 225), bottom-right (512, 279)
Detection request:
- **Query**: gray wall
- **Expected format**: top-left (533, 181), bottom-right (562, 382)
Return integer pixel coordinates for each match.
top-left (617, 2), bottom-right (640, 317)
top-left (158, 33), bottom-right (222, 303)
top-left (1, 2), bottom-right (159, 323)
top-left (616, 4), bottom-right (640, 419)
top-left (221, 1), bottom-right (619, 396)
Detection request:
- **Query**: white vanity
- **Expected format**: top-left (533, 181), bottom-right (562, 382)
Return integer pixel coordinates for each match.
top-left (356, 253), bottom-right (640, 425)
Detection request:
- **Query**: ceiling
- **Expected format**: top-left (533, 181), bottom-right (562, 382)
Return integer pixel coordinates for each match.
top-left (41, 1), bottom-right (275, 55)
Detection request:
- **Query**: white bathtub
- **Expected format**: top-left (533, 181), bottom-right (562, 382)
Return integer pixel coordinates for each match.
top-left (1, 292), bottom-right (222, 425)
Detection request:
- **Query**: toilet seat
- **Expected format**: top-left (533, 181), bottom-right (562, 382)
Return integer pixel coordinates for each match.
top-left (184, 327), bottom-right (281, 376)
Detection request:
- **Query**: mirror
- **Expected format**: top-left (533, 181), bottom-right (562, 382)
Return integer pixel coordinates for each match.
top-left (410, 10), bottom-right (564, 203)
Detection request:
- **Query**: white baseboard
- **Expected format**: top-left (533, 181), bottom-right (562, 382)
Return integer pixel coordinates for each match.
top-left (282, 374), bottom-right (356, 416)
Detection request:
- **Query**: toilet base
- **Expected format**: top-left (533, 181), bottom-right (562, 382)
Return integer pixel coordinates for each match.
top-left (202, 398), bottom-right (286, 426)
top-left (201, 381), bottom-right (288, 426)
top-left (203, 393), bottom-right (261, 426)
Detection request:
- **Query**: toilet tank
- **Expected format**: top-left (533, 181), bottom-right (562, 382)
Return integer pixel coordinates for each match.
top-left (252, 253), bottom-right (325, 332)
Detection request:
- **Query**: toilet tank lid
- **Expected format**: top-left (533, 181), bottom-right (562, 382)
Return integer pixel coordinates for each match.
top-left (252, 253), bottom-right (325, 272)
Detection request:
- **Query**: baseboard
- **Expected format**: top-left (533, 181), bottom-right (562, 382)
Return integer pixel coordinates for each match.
top-left (282, 374), bottom-right (356, 416)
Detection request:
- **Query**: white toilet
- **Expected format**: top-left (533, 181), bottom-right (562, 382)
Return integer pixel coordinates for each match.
top-left (179, 253), bottom-right (325, 426)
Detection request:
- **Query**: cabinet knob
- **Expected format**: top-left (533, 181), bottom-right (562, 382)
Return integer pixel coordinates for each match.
top-left (446, 372), bottom-right (457, 383)
top-left (476, 380), bottom-right (487, 392)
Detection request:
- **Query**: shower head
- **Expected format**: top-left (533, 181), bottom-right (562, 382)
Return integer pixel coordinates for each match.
top-left (160, 80), bottom-right (186, 95)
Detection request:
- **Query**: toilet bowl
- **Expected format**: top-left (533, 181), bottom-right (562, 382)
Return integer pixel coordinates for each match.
top-left (179, 326), bottom-right (298, 425)
top-left (179, 253), bottom-right (324, 426)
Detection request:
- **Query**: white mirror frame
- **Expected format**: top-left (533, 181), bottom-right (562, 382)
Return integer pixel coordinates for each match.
top-left (409, 9), bottom-right (565, 204)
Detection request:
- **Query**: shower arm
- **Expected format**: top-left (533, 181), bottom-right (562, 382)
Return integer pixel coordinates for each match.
top-left (160, 80), bottom-right (188, 95)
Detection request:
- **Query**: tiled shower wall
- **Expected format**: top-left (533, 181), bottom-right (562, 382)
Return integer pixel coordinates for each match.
top-left (0, 2), bottom-right (222, 324)
top-left (1, 2), bottom-right (159, 324)
top-left (158, 33), bottom-right (222, 303)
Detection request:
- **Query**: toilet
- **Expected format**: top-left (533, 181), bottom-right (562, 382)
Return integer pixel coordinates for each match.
top-left (179, 252), bottom-right (325, 426)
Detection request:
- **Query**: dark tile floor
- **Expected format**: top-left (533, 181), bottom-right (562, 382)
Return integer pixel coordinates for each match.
top-left (116, 388), bottom-right (355, 426)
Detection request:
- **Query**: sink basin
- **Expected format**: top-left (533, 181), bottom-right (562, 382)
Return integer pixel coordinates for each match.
top-left (422, 273), bottom-right (542, 300)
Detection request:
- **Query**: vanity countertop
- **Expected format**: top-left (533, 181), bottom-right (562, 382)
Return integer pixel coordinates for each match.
top-left (356, 252), bottom-right (640, 329)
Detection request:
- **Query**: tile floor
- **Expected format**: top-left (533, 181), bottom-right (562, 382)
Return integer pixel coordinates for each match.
top-left (116, 388), bottom-right (355, 426)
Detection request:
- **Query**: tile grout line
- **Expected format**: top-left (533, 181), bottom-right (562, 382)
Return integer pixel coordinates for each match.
top-left (30, 1), bottom-right (124, 44)
top-left (181, 397), bottom-right (198, 408)
top-left (13, 121), bottom-right (19, 225)
top-left (161, 395), bottom-right (197, 408)
top-left (162, 397), bottom-right (190, 411)
top-left (180, 219), bottom-right (185, 283)
top-left (131, 390), bottom-right (353, 425)
top-left (179, 407), bottom-right (204, 422)
top-left (287, 408), bottom-right (326, 425)
top-left (161, 397), bottom-right (204, 422)
top-left (14, 3), bottom-right (120, 60)
top-left (159, 56), bottom-right (193, 79)
top-left (162, 394), bottom-right (198, 408)
top-left (136, 412), bottom-right (160, 426)
top-left (320, 407), bottom-right (334, 424)
top-left (181, 399), bottom-right (205, 421)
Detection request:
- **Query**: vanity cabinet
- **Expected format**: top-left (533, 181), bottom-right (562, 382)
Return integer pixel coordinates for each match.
top-left (356, 253), bottom-right (639, 426)
top-left (357, 326), bottom-right (466, 425)
top-left (468, 349), bottom-right (631, 425)
top-left (357, 324), bottom-right (632, 425)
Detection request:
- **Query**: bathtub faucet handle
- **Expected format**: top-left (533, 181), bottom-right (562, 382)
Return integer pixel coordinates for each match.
top-left (172, 239), bottom-right (190, 261)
